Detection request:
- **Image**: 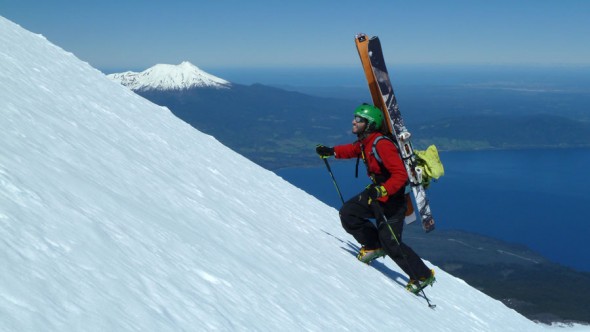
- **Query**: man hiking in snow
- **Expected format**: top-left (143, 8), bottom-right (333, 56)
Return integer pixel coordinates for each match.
top-left (316, 103), bottom-right (435, 293)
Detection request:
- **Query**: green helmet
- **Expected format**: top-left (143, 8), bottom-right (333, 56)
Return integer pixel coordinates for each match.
top-left (354, 103), bottom-right (383, 130)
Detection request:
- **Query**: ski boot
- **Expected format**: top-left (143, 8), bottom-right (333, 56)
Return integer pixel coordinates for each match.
top-left (406, 269), bottom-right (436, 294)
top-left (357, 246), bottom-right (386, 264)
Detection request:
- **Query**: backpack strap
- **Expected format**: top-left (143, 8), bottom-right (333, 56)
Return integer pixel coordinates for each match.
top-left (354, 134), bottom-right (407, 190)
top-left (354, 134), bottom-right (394, 182)
top-left (372, 135), bottom-right (391, 165)
top-left (371, 135), bottom-right (410, 194)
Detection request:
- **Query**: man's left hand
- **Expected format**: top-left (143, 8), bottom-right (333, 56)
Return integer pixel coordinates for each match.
top-left (368, 184), bottom-right (387, 203)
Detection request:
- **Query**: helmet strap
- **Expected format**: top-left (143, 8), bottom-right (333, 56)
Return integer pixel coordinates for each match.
top-left (357, 128), bottom-right (369, 140)
top-left (358, 123), bottom-right (377, 137)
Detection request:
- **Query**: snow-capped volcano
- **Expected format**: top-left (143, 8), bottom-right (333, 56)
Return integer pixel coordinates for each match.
top-left (107, 61), bottom-right (230, 91)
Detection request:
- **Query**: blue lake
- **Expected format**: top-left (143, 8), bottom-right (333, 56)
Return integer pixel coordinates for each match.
top-left (276, 148), bottom-right (590, 272)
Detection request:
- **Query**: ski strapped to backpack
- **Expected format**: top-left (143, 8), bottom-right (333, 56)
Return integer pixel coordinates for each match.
top-left (355, 33), bottom-right (445, 232)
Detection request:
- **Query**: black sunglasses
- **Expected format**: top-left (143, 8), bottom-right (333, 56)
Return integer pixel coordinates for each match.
top-left (354, 116), bottom-right (367, 123)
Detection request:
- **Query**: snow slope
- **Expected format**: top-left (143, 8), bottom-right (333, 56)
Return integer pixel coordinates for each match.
top-left (0, 17), bottom-right (586, 331)
top-left (107, 61), bottom-right (230, 91)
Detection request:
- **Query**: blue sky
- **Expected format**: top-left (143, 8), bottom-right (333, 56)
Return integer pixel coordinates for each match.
top-left (2, 0), bottom-right (590, 73)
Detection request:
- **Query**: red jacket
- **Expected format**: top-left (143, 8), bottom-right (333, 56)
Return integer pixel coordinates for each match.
top-left (334, 132), bottom-right (408, 202)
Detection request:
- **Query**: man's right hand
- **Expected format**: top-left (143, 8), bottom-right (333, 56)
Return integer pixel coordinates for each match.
top-left (316, 145), bottom-right (334, 158)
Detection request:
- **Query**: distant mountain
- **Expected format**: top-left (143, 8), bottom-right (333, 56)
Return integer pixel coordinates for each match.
top-left (108, 63), bottom-right (356, 169)
top-left (107, 61), bottom-right (231, 91)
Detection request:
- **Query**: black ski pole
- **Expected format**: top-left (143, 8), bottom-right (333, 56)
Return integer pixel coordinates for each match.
top-left (371, 201), bottom-right (436, 309)
top-left (321, 157), bottom-right (345, 205)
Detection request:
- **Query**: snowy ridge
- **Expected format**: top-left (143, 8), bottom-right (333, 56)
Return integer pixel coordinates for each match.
top-left (107, 61), bottom-right (230, 91)
top-left (1, 16), bottom-right (587, 331)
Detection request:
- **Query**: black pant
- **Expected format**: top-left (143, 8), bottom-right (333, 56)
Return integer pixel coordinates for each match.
top-left (339, 188), bottom-right (431, 280)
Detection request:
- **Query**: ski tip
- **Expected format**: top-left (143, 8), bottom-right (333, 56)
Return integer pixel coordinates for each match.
top-left (355, 33), bottom-right (367, 42)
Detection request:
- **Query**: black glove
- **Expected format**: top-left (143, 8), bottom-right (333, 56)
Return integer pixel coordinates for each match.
top-left (367, 184), bottom-right (387, 203)
top-left (316, 145), bottom-right (334, 158)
